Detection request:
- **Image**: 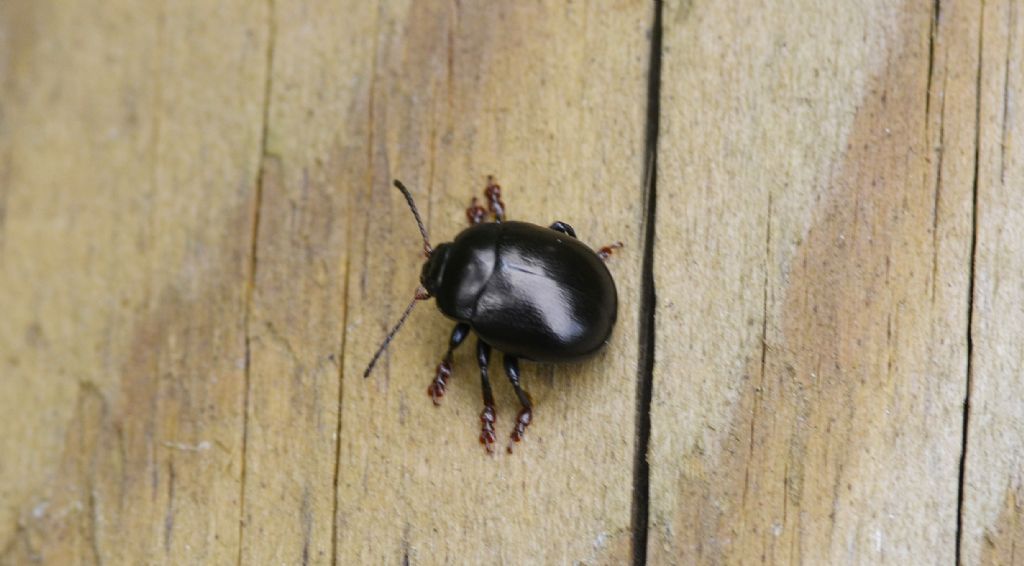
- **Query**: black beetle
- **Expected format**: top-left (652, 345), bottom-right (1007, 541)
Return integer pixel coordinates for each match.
top-left (364, 176), bottom-right (621, 453)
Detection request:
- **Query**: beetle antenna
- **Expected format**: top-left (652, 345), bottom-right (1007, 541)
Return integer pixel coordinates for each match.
top-left (363, 286), bottom-right (431, 378)
top-left (393, 179), bottom-right (433, 256)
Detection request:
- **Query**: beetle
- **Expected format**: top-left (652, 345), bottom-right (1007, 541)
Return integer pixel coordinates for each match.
top-left (364, 176), bottom-right (621, 453)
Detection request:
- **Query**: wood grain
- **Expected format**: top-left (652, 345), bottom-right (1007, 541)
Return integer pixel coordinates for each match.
top-left (2, 0), bottom-right (1023, 564)
top-left (0, 0), bottom-right (269, 563)
top-left (237, 1), bottom-right (369, 564)
top-left (961, 0), bottom-right (1024, 563)
top-left (648, 0), bottom-right (979, 562)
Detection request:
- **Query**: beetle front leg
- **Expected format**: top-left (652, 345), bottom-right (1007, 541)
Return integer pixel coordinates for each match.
top-left (503, 355), bottom-right (533, 453)
top-left (549, 221), bottom-right (577, 238)
top-left (476, 340), bottom-right (497, 453)
top-left (466, 197), bottom-right (487, 225)
top-left (484, 175), bottom-right (506, 222)
top-left (428, 322), bottom-right (471, 405)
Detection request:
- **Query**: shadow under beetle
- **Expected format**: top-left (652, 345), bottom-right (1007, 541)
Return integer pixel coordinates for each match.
top-left (364, 176), bottom-right (622, 453)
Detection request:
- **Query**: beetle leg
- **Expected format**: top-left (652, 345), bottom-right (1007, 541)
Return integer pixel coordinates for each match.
top-left (502, 355), bottom-right (533, 453)
top-left (476, 340), bottom-right (497, 453)
top-left (428, 323), bottom-right (471, 405)
top-left (596, 241), bottom-right (624, 261)
top-left (548, 221), bottom-right (577, 238)
top-left (466, 197), bottom-right (487, 225)
top-left (484, 175), bottom-right (506, 222)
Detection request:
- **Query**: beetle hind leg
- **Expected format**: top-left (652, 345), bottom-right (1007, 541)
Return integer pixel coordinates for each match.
top-left (428, 323), bottom-right (471, 405)
top-left (596, 241), bottom-right (624, 261)
top-left (476, 340), bottom-right (497, 454)
top-left (503, 355), bottom-right (533, 453)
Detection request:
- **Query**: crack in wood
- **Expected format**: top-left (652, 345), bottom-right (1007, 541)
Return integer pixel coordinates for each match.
top-left (631, 1), bottom-right (663, 564)
top-left (1000, 0), bottom-right (1016, 185)
top-left (924, 0), bottom-right (940, 123)
top-left (237, 1), bottom-right (276, 564)
top-left (332, 4), bottom-right (384, 564)
top-left (931, 70), bottom-right (948, 304)
top-left (744, 193), bottom-right (772, 510)
top-left (955, 1), bottom-right (987, 563)
top-left (164, 459), bottom-right (176, 554)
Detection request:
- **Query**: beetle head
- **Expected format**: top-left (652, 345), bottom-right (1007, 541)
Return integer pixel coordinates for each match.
top-left (420, 243), bottom-right (451, 296)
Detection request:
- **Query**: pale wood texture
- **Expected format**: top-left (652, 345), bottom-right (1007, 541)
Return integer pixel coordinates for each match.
top-left (961, 1), bottom-right (1024, 564)
top-left (650, 0), bottom-right (981, 563)
top-left (2, 1), bottom-right (1023, 565)
top-left (237, 2), bottom-right (367, 564)
top-left (0, 0), bottom-right (269, 563)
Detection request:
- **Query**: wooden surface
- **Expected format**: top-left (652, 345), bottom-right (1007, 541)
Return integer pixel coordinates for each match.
top-left (962, 1), bottom-right (1024, 564)
top-left (0, 1), bottom-right (1021, 565)
top-left (650, 0), bottom-right (979, 563)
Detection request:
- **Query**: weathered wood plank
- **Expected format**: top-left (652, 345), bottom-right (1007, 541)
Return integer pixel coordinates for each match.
top-left (0, 0), bottom-right (269, 563)
top-left (335, 2), bottom-right (651, 563)
top-left (237, 1), bottom-right (372, 564)
top-left (7, 0), bottom-right (1024, 564)
top-left (648, 0), bottom-right (978, 562)
top-left (960, 0), bottom-right (1024, 563)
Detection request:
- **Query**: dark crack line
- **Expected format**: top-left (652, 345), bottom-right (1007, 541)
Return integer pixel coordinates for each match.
top-left (631, 1), bottom-right (662, 564)
top-left (300, 487), bottom-right (312, 566)
top-left (147, 0), bottom-right (167, 289)
top-left (88, 484), bottom-right (104, 566)
top-left (931, 70), bottom-right (948, 304)
top-left (237, 1), bottom-right (276, 564)
top-left (924, 0), bottom-right (940, 124)
top-left (332, 3), bottom-right (383, 564)
top-left (955, 2), bottom-right (985, 564)
top-left (330, 241), bottom-right (357, 566)
top-left (330, 253), bottom-right (352, 566)
top-left (925, 0), bottom-right (942, 304)
top-left (1000, 0), bottom-right (1016, 184)
top-left (164, 460), bottom-right (176, 553)
top-left (743, 194), bottom-right (772, 509)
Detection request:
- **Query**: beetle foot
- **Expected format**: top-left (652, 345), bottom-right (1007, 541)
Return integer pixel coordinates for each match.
top-left (596, 241), bottom-right (624, 261)
top-left (427, 360), bottom-right (452, 405)
top-left (506, 408), bottom-right (532, 453)
top-left (484, 176), bottom-right (506, 221)
top-left (466, 197), bottom-right (487, 225)
top-left (479, 406), bottom-right (497, 453)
